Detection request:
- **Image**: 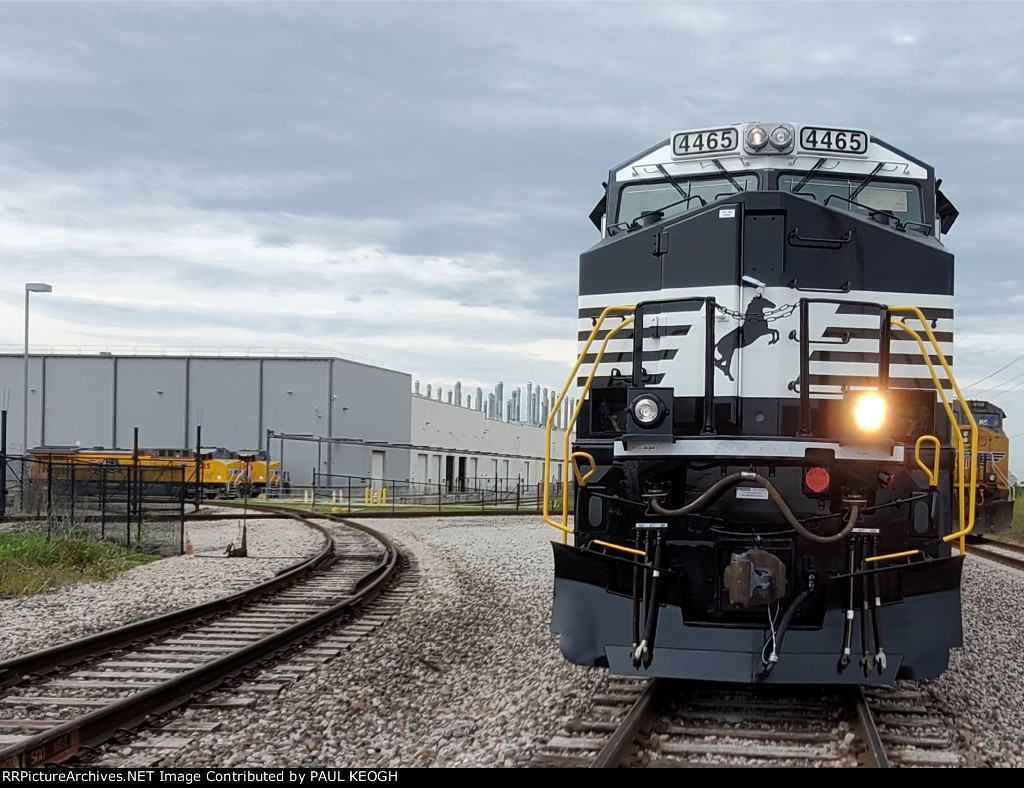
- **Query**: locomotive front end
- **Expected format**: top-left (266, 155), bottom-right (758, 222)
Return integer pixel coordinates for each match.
top-left (545, 122), bottom-right (971, 685)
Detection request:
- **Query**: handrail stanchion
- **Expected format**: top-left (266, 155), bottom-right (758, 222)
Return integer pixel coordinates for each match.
top-left (890, 306), bottom-right (978, 549)
top-left (544, 305), bottom-right (635, 540)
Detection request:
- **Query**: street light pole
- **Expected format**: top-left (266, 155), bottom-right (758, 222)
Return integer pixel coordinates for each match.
top-left (22, 282), bottom-right (52, 509)
top-left (23, 283), bottom-right (52, 456)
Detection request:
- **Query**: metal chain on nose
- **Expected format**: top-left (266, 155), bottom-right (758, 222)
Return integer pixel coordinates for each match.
top-left (712, 301), bottom-right (797, 323)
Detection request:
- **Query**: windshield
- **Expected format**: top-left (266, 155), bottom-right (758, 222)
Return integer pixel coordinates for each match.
top-left (617, 173), bottom-right (758, 228)
top-left (975, 413), bottom-right (1002, 429)
top-left (779, 174), bottom-right (923, 226)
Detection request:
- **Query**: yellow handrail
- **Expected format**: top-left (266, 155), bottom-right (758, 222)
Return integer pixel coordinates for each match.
top-left (890, 306), bottom-right (978, 550)
top-left (914, 435), bottom-right (941, 487)
top-left (570, 451), bottom-right (597, 486)
top-left (544, 305), bottom-right (635, 539)
top-left (866, 549), bottom-right (923, 563)
top-left (593, 539), bottom-right (647, 557)
top-left (540, 302), bottom-right (976, 558)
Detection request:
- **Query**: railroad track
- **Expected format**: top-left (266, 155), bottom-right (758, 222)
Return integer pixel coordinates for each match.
top-left (530, 530), bottom-right (1024, 769)
top-left (532, 677), bottom-right (960, 767)
top-left (0, 510), bottom-right (411, 768)
top-left (964, 536), bottom-right (1024, 572)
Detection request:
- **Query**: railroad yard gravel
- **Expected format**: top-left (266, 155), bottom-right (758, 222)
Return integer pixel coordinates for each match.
top-left (2, 513), bottom-right (1023, 767)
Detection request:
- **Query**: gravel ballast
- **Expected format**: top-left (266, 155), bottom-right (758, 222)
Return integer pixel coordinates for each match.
top-left (1, 515), bottom-right (1022, 767)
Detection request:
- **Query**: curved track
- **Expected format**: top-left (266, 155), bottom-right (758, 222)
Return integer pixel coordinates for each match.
top-left (0, 509), bottom-right (406, 768)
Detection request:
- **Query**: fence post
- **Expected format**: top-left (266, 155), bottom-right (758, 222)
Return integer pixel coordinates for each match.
top-left (125, 465), bottom-right (132, 548)
top-left (45, 459), bottom-right (53, 536)
top-left (100, 465), bottom-right (107, 540)
top-left (70, 462), bottom-right (76, 527)
top-left (178, 469), bottom-right (185, 556)
top-left (0, 410), bottom-right (5, 519)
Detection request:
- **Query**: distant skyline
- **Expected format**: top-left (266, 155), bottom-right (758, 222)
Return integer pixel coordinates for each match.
top-left (1, 2), bottom-right (1022, 478)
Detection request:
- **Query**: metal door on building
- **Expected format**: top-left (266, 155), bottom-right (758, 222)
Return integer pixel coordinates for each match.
top-left (371, 450), bottom-right (385, 484)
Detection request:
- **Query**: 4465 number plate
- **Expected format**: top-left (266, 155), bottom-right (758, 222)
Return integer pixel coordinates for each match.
top-left (671, 127), bottom-right (739, 157)
top-left (799, 126), bottom-right (868, 154)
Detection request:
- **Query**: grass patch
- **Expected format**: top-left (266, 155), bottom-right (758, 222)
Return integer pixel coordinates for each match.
top-left (0, 531), bottom-right (161, 599)
top-left (1012, 495), bottom-right (1024, 538)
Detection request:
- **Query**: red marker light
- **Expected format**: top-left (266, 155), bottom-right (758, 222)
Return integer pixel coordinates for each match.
top-left (805, 466), bottom-right (830, 493)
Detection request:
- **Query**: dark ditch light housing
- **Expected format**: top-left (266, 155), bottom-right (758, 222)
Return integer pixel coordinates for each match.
top-left (624, 388), bottom-right (674, 443)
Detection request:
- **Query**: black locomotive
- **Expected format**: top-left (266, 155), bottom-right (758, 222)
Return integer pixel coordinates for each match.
top-left (544, 122), bottom-right (977, 685)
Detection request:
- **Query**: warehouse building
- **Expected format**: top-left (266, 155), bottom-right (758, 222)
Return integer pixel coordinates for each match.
top-left (0, 352), bottom-right (569, 492)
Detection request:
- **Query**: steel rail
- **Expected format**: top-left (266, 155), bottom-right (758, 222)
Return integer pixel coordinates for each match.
top-left (847, 686), bottom-right (891, 768)
top-left (0, 512), bottom-right (400, 767)
top-left (0, 512), bottom-right (334, 690)
top-left (964, 541), bottom-right (1024, 572)
top-left (590, 678), bottom-right (660, 768)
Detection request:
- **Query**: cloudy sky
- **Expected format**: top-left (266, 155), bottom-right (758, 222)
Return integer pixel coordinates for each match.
top-left (1, 1), bottom-right (1023, 477)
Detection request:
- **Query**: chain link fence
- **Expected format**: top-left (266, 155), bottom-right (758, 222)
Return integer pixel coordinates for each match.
top-left (307, 471), bottom-right (567, 514)
top-left (1, 454), bottom-right (185, 556)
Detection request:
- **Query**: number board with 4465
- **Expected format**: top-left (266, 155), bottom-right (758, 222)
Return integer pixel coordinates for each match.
top-left (670, 124), bottom-right (869, 158)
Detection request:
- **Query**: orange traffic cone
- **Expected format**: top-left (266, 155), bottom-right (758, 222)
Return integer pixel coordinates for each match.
top-left (184, 527), bottom-right (195, 558)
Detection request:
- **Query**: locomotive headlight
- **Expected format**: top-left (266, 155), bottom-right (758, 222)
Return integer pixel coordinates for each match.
top-left (632, 395), bottom-right (665, 427)
top-left (746, 124), bottom-right (768, 150)
top-left (852, 391), bottom-right (887, 431)
top-left (624, 387), bottom-right (674, 445)
top-left (840, 390), bottom-right (891, 445)
top-left (769, 125), bottom-right (793, 149)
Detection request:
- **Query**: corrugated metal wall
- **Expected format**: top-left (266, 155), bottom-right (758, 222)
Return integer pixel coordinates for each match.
top-left (0, 354), bottom-right (411, 485)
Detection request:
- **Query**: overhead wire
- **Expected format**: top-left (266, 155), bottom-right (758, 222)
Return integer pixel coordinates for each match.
top-left (964, 351), bottom-right (1024, 391)
top-left (996, 379), bottom-right (1024, 397)
top-left (972, 368), bottom-right (1024, 399)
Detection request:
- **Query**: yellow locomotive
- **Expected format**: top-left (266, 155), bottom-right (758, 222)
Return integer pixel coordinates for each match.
top-left (29, 446), bottom-right (281, 500)
top-left (228, 449), bottom-right (285, 497)
top-left (953, 400), bottom-right (1015, 533)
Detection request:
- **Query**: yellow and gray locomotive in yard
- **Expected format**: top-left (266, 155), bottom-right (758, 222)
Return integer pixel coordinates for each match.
top-left (29, 445), bottom-right (283, 500)
top-left (545, 122), bottom-right (976, 685)
top-left (953, 400), bottom-right (1014, 534)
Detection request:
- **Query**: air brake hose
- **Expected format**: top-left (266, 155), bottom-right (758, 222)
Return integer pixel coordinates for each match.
top-left (838, 540), bottom-right (856, 673)
top-left (631, 532), bottom-right (664, 669)
top-left (870, 535), bottom-right (887, 673)
top-left (650, 471), bottom-right (861, 544)
top-left (630, 535), bottom-right (642, 663)
top-left (639, 534), bottom-right (664, 669)
top-left (760, 586), bottom-right (812, 677)
top-left (859, 539), bottom-right (873, 677)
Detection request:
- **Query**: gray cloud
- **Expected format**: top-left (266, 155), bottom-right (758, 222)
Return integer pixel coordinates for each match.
top-left (1, 1), bottom-right (1022, 474)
